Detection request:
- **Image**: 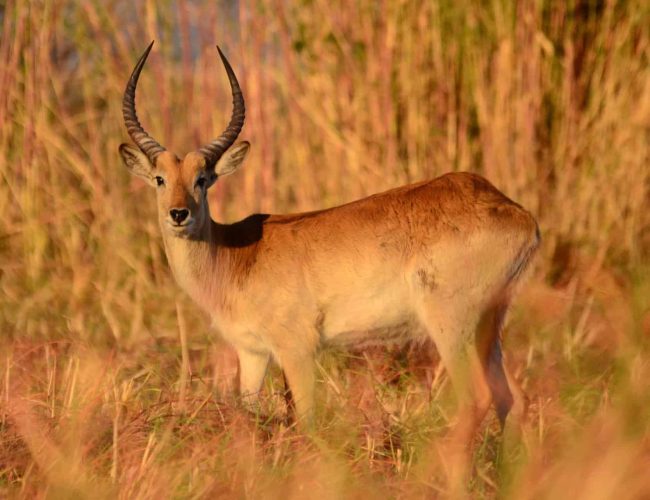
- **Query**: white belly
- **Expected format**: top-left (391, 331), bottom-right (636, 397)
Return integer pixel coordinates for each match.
top-left (320, 283), bottom-right (424, 346)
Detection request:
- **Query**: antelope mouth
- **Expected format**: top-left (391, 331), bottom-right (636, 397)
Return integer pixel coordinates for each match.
top-left (166, 218), bottom-right (196, 234)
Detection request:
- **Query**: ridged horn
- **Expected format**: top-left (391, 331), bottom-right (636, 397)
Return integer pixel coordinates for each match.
top-left (122, 41), bottom-right (166, 164)
top-left (196, 46), bottom-right (245, 169)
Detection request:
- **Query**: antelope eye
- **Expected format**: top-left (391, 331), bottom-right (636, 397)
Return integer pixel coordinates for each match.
top-left (196, 177), bottom-right (207, 188)
top-left (155, 176), bottom-right (165, 187)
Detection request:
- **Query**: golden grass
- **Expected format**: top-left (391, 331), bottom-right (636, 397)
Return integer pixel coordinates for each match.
top-left (0, 0), bottom-right (649, 497)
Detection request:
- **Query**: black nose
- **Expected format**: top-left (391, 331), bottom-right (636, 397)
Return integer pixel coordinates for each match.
top-left (169, 208), bottom-right (189, 224)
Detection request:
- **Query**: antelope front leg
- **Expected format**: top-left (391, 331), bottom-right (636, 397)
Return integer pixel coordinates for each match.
top-left (278, 353), bottom-right (316, 426)
top-left (236, 348), bottom-right (270, 407)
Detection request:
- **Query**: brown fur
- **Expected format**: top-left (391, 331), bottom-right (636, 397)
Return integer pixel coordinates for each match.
top-left (120, 142), bottom-right (539, 469)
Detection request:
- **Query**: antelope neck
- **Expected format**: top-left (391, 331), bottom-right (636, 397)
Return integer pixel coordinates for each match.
top-left (160, 211), bottom-right (226, 314)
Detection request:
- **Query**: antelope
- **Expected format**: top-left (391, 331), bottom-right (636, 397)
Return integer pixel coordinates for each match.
top-left (119, 42), bottom-right (539, 455)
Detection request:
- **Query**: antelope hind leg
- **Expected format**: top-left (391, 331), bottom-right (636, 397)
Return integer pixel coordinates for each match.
top-left (418, 304), bottom-right (494, 491)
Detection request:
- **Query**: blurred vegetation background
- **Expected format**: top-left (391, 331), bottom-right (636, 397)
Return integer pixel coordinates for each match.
top-left (0, 0), bottom-right (648, 497)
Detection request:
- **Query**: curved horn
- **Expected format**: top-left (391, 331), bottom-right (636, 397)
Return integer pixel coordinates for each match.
top-left (197, 46), bottom-right (245, 169)
top-left (122, 41), bottom-right (166, 164)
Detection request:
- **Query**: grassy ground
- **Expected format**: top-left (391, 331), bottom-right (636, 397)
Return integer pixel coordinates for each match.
top-left (1, 0), bottom-right (649, 498)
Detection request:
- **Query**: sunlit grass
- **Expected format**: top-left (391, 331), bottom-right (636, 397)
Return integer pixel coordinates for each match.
top-left (0, 0), bottom-right (648, 497)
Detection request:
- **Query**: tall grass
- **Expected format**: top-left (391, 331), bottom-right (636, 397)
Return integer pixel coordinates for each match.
top-left (1, 0), bottom-right (649, 497)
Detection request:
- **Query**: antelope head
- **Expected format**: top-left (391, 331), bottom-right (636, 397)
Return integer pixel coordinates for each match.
top-left (119, 41), bottom-right (250, 238)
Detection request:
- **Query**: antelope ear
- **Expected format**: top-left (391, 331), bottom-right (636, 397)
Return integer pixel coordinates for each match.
top-left (119, 143), bottom-right (156, 186)
top-left (214, 141), bottom-right (250, 177)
